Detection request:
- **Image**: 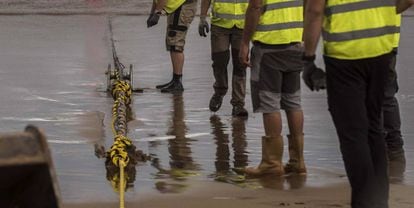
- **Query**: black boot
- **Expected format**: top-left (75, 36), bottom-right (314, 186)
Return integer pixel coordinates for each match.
top-left (156, 73), bottom-right (182, 89)
top-left (160, 80), bottom-right (184, 93)
top-left (232, 105), bottom-right (248, 117)
top-left (156, 79), bottom-right (173, 89)
top-left (209, 94), bottom-right (224, 112)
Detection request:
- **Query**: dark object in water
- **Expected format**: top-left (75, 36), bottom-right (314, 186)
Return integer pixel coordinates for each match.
top-left (0, 125), bottom-right (60, 208)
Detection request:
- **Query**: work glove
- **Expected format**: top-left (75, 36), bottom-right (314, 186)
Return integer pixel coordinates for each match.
top-left (198, 16), bottom-right (210, 37)
top-left (147, 12), bottom-right (161, 28)
top-left (302, 56), bottom-right (326, 91)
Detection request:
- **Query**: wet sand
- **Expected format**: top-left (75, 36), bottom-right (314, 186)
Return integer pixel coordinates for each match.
top-left (0, 0), bottom-right (153, 14)
top-left (0, 4), bottom-right (413, 208)
top-left (65, 181), bottom-right (414, 208)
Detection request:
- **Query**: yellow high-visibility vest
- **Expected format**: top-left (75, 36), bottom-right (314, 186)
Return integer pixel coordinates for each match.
top-left (211, 0), bottom-right (248, 29)
top-left (323, 0), bottom-right (399, 60)
top-left (252, 0), bottom-right (303, 45)
top-left (157, 0), bottom-right (186, 14)
top-left (394, 13), bottom-right (401, 48)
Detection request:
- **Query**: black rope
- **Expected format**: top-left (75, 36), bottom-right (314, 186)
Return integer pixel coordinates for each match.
top-left (108, 16), bottom-right (125, 75)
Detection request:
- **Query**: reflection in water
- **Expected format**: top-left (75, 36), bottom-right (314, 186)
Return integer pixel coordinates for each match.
top-left (209, 115), bottom-right (307, 190)
top-left (285, 174), bottom-right (307, 189)
top-left (210, 115), bottom-right (230, 175)
top-left (254, 174), bottom-right (306, 190)
top-left (167, 95), bottom-right (198, 171)
top-left (152, 94), bottom-right (200, 193)
top-left (231, 117), bottom-right (248, 169)
top-left (257, 175), bottom-right (284, 189)
top-left (105, 160), bottom-right (136, 191)
top-left (210, 115), bottom-right (248, 183)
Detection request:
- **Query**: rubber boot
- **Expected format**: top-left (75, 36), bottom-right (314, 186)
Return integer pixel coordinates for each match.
top-left (157, 73), bottom-right (182, 90)
top-left (156, 79), bottom-right (173, 89)
top-left (284, 134), bottom-right (306, 175)
top-left (160, 80), bottom-right (184, 93)
top-left (244, 135), bottom-right (284, 176)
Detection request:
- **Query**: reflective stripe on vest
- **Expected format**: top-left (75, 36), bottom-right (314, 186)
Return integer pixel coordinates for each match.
top-left (323, 0), bottom-right (398, 60)
top-left (324, 1), bottom-right (394, 16)
top-left (252, 0), bottom-right (303, 45)
top-left (211, 0), bottom-right (248, 29)
top-left (161, 0), bottom-right (186, 14)
top-left (322, 26), bottom-right (400, 42)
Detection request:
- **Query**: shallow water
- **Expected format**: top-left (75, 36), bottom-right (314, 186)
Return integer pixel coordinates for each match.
top-left (0, 0), bottom-right (153, 14)
top-left (0, 12), bottom-right (413, 204)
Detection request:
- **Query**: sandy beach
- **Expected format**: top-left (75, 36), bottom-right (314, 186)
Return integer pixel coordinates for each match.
top-left (64, 181), bottom-right (414, 208)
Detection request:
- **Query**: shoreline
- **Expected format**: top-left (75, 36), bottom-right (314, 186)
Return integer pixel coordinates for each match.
top-left (63, 179), bottom-right (414, 208)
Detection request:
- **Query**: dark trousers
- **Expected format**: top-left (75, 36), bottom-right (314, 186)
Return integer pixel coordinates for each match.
top-left (383, 52), bottom-right (404, 153)
top-left (325, 53), bottom-right (392, 208)
top-left (211, 25), bottom-right (246, 107)
top-left (383, 52), bottom-right (405, 179)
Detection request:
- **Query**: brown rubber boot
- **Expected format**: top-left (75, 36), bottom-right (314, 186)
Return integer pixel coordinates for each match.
top-left (284, 134), bottom-right (306, 175)
top-left (244, 135), bottom-right (284, 176)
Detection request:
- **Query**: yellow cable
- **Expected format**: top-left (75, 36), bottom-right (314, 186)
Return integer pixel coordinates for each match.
top-left (119, 160), bottom-right (126, 208)
top-left (108, 77), bottom-right (133, 208)
top-left (111, 115), bottom-right (117, 135)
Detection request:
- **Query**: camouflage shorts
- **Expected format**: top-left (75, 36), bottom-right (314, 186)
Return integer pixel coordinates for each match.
top-left (165, 1), bottom-right (197, 52)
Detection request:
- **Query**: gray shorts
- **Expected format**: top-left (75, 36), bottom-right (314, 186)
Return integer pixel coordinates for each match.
top-left (250, 42), bottom-right (304, 113)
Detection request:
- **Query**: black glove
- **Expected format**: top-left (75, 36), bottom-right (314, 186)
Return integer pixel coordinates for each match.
top-left (302, 56), bottom-right (326, 91)
top-left (147, 12), bottom-right (161, 28)
top-left (198, 16), bottom-right (210, 37)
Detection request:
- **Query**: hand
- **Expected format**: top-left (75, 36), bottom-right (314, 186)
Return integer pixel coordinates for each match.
top-left (198, 16), bottom-right (210, 37)
top-left (311, 65), bottom-right (326, 91)
top-left (147, 12), bottom-right (160, 28)
top-left (239, 42), bottom-right (251, 67)
top-left (302, 59), bottom-right (326, 91)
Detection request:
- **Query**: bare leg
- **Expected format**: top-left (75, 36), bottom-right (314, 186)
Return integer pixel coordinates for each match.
top-left (263, 112), bottom-right (282, 137)
top-left (171, 51), bottom-right (184, 75)
top-left (286, 110), bottom-right (304, 136)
